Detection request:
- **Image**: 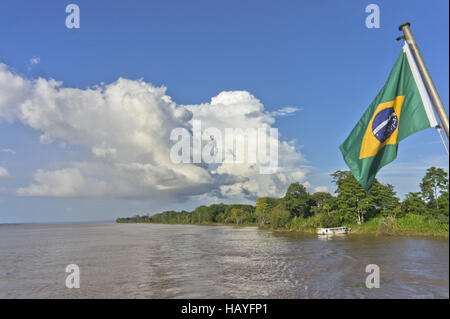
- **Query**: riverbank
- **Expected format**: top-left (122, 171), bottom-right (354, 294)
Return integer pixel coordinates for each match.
top-left (117, 172), bottom-right (449, 238)
top-left (119, 214), bottom-right (449, 238)
top-left (271, 215), bottom-right (449, 238)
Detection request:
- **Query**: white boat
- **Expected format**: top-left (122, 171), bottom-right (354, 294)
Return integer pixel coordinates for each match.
top-left (316, 226), bottom-right (351, 235)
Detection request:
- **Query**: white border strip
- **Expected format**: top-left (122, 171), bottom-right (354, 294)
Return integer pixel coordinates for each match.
top-left (403, 42), bottom-right (438, 127)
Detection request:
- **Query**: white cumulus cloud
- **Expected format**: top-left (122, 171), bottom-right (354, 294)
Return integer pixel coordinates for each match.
top-left (0, 62), bottom-right (316, 202)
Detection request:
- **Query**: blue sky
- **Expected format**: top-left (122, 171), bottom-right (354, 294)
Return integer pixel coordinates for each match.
top-left (0, 0), bottom-right (448, 223)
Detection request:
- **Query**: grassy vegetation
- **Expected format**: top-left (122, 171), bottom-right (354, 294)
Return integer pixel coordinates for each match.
top-left (266, 214), bottom-right (449, 237)
top-left (351, 214), bottom-right (449, 237)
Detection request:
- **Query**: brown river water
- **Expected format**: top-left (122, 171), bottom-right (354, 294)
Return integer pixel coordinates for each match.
top-left (0, 223), bottom-right (448, 298)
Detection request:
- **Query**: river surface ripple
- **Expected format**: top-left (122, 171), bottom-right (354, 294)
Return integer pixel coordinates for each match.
top-left (0, 223), bottom-right (448, 298)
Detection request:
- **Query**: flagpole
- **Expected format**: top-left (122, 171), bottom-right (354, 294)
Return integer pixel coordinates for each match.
top-left (398, 22), bottom-right (449, 139)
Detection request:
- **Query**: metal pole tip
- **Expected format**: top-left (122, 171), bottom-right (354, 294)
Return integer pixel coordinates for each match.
top-left (398, 22), bottom-right (411, 31)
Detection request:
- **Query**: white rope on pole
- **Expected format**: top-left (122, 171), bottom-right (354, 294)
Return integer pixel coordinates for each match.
top-left (436, 125), bottom-right (449, 156)
top-left (443, 127), bottom-right (449, 144)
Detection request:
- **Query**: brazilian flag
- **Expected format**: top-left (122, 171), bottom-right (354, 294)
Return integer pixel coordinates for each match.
top-left (340, 43), bottom-right (438, 192)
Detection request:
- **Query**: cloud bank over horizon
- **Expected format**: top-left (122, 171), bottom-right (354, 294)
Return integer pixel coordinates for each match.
top-left (0, 63), bottom-right (317, 204)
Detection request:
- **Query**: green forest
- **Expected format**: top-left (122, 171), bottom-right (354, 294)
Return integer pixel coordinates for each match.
top-left (116, 167), bottom-right (449, 236)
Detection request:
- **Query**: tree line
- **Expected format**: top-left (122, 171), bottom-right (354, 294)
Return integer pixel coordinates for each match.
top-left (116, 167), bottom-right (449, 234)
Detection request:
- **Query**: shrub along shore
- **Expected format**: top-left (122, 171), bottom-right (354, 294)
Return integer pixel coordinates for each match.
top-left (117, 167), bottom-right (449, 238)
